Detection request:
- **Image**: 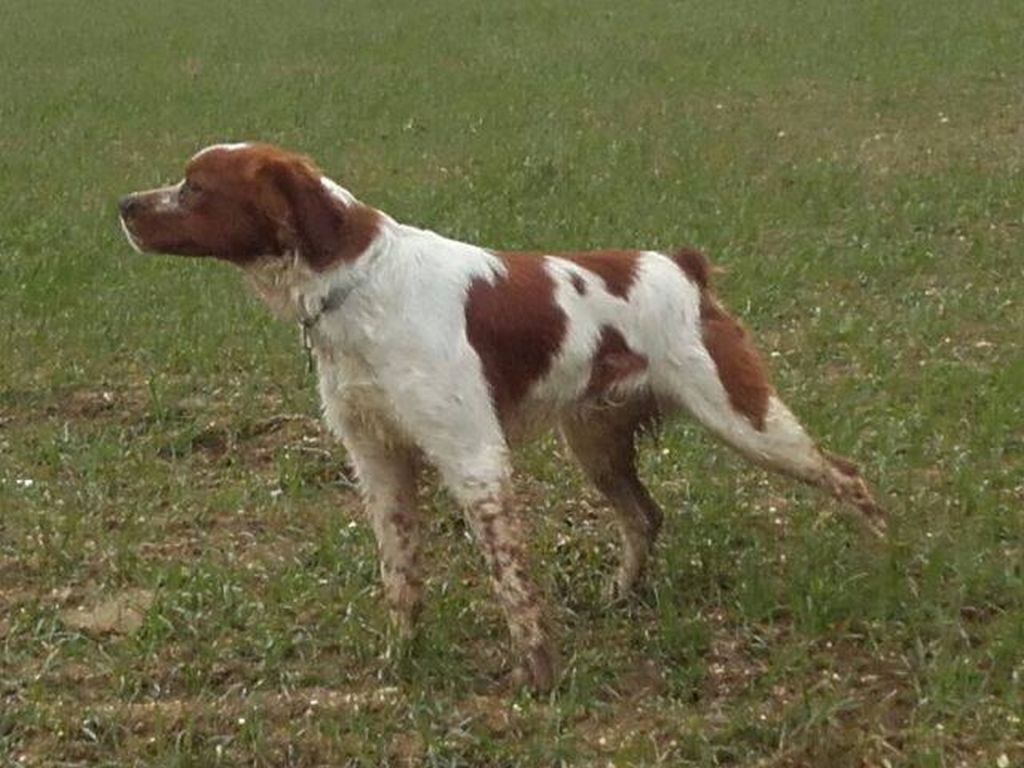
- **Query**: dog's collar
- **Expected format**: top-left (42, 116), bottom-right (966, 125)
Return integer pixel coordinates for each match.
top-left (298, 283), bottom-right (354, 372)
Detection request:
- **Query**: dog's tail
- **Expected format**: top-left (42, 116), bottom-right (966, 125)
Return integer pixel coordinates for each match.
top-left (660, 248), bottom-right (887, 535)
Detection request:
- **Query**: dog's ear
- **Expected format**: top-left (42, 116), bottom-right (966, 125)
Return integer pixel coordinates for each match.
top-left (259, 153), bottom-right (345, 270)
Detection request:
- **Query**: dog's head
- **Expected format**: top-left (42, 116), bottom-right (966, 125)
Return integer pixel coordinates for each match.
top-left (119, 143), bottom-right (377, 271)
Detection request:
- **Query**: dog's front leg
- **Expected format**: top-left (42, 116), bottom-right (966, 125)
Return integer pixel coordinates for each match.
top-left (370, 363), bottom-right (557, 691)
top-left (459, 478), bottom-right (556, 693)
top-left (342, 424), bottom-right (423, 638)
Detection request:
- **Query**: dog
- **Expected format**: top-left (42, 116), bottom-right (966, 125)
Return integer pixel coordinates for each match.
top-left (119, 142), bottom-right (886, 691)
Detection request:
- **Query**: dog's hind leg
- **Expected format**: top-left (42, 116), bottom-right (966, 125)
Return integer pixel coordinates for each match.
top-left (655, 295), bottom-right (886, 535)
top-left (560, 402), bottom-right (664, 599)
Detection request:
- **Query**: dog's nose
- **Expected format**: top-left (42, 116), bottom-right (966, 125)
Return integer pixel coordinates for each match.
top-left (119, 195), bottom-right (141, 220)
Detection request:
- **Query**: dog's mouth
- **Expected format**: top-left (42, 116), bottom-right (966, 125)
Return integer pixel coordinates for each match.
top-left (119, 214), bottom-right (146, 254)
top-left (116, 214), bottom-right (220, 259)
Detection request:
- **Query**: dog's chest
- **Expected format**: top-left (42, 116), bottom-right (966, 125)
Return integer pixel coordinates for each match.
top-left (315, 343), bottom-right (402, 442)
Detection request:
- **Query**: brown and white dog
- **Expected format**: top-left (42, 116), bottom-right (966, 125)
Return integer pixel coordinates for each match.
top-left (119, 142), bottom-right (885, 692)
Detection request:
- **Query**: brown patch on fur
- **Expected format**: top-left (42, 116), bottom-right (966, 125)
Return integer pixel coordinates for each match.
top-left (120, 143), bottom-right (380, 272)
top-left (559, 251), bottom-right (640, 298)
top-left (587, 326), bottom-right (648, 397)
top-left (700, 297), bottom-right (772, 431)
top-left (249, 148), bottom-right (381, 271)
top-left (670, 248), bottom-right (771, 431)
top-left (465, 255), bottom-right (567, 421)
top-left (499, 250), bottom-right (640, 299)
top-left (671, 247), bottom-right (714, 289)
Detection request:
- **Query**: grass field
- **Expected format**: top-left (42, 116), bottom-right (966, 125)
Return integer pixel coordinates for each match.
top-left (2, 0), bottom-right (1023, 765)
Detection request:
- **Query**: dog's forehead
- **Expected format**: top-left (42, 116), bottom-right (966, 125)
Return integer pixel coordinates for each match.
top-left (187, 146), bottom-right (289, 194)
top-left (186, 143), bottom-right (257, 179)
top-left (184, 142), bottom-right (312, 187)
top-left (191, 142), bottom-right (251, 163)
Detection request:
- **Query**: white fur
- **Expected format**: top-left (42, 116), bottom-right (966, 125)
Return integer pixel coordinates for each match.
top-left (314, 217), bottom-right (511, 502)
top-left (321, 177), bottom-right (358, 207)
top-left (192, 142), bottom-right (251, 159)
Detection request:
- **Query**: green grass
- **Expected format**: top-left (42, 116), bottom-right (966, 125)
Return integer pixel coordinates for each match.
top-left (2, 0), bottom-right (1023, 764)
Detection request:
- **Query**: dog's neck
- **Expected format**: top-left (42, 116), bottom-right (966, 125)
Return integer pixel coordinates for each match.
top-left (243, 252), bottom-right (319, 322)
top-left (245, 250), bottom-right (374, 324)
top-left (243, 178), bottom-right (387, 324)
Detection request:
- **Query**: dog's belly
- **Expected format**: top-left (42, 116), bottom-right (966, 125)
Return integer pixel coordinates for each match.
top-left (505, 362), bottom-right (653, 446)
top-left (500, 397), bottom-right (565, 445)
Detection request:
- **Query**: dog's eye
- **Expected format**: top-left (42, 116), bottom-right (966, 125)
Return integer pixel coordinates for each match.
top-left (179, 180), bottom-right (203, 202)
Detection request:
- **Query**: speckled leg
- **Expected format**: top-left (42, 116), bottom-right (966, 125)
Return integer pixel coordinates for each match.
top-left (460, 484), bottom-right (556, 692)
top-left (343, 427), bottom-right (423, 638)
top-left (368, 378), bottom-right (557, 691)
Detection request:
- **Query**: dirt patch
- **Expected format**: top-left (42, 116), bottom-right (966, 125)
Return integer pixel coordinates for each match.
top-left (27, 382), bottom-right (357, 487)
top-left (60, 588), bottom-right (155, 635)
top-left (155, 412), bottom-right (329, 464)
top-left (388, 729), bottom-right (427, 766)
top-left (52, 388), bottom-right (122, 419)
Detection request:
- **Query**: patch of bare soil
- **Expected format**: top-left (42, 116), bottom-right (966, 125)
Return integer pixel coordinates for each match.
top-left (160, 412), bottom-right (311, 460)
top-left (701, 609), bottom-right (777, 706)
top-left (60, 588), bottom-right (155, 635)
top-left (52, 388), bottom-right (125, 420)
top-left (33, 382), bottom-right (357, 485)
